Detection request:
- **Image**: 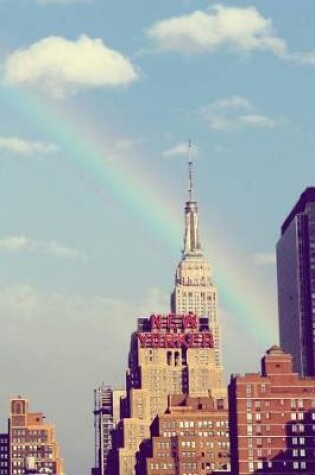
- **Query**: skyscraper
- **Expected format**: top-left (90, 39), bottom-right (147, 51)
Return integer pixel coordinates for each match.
top-left (115, 149), bottom-right (226, 475)
top-left (277, 187), bottom-right (315, 376)
top-left (171, 144), bottom-right (222, 370)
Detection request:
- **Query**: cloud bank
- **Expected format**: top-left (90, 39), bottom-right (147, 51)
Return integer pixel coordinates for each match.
top-left (0, 236), bottom-right (86, 260)
top-left (0, 136), bottom-right (58, 155)
top-left (200, 95), bottom-right (284, 131)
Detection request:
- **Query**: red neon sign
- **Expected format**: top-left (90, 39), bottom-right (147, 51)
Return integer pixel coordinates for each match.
top-left (138, 331), bottom-right (213, 349)
top-left (150, 313), bottom-right (198, 330)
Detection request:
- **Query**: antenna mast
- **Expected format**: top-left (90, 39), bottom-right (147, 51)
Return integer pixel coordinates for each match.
top-left (188, 139), bottom-right (194, 201)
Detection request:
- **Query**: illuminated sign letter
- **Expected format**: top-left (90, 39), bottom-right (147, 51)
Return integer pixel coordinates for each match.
top-left (151, 314), bottom-right (161, 329)
top-left (183, 314), bottom-right (198, 329)
top-left (165, 333), bottom-right (175, 348)
top-left (138, 333), bottom-right (147, 347)
top-left (152, 333), bottom-right (160, 348)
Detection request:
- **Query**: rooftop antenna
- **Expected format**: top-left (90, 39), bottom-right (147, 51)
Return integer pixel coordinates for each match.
top-left (188, 139), bottom-right (194, 201)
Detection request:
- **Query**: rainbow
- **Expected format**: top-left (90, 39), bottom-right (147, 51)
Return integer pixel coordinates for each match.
top-left (2, 85), bottom-right (279, 349)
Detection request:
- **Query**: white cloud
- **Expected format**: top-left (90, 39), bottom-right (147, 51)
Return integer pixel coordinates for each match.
top-left (200, 95), bottom-right (284, 131)
top-left (0, 236), bottom-right (86, 260)
top-left (0, 236), bottom-right (30, 251)
top-left (0, 136), bottom-right (58, 154)
top-left (114, 138), bottom-right (146, 151)
top-left (163, 142), bottom-right (198, 158)
top-left (240, 114), bottom-right (279, 128)
top-left (210, 95), bottom-right (252, 112)
top-left (252, 252), bottom-right (276, 266)
top-left (39, 241), bottom-right (86, 260)
top-left (147, 5), bottom-right (315, 66)
top-left (147, 5), bottom-right (287, 57)
top-left (5, 35), bottom-right (139, 98)
top-left (291, 50), bottom-right (315, 65)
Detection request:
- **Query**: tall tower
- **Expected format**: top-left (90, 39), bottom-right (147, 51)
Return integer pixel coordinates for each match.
top-left (171, 143), bottom-right (222, 370)
top-left (116, 147), bottom-right (226, 475)
top-left (277, 187), bottom-right (315, 376)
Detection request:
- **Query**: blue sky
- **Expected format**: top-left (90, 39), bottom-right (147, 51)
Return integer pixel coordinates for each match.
top-left (0, 1), bottom-right (315, 473)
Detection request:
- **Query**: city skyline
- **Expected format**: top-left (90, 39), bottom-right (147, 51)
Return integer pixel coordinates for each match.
top-left (1, 1), bottom-right (315, 474)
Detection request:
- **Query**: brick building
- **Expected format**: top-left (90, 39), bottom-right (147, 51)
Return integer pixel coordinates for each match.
top-left (8, 397), bottom-right (64, 475)
top-left (229, 345), bottom-right (315, 474)
top-left (141, 394), bottom-right (230, 475)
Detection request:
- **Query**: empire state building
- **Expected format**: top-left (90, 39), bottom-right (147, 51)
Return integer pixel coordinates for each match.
top-left (171, 145), bottom-right (223, 373)
top-left (114, 145), bottom-right (226, 475)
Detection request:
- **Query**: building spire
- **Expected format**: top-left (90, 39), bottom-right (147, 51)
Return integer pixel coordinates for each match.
top-left (188, 139), bottom-right (194, 202)
top-left (183, 140), bottom-right (202, 255)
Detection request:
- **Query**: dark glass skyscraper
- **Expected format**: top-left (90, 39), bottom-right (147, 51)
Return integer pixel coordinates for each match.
top-left (277, 187), bottom-right (315, 376)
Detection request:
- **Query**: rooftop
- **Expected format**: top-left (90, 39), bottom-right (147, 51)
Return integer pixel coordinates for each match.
top-left (281, 187), bottom-right (315, 234)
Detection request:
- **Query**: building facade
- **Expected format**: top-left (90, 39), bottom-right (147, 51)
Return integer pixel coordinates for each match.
top-left (117, 313), bottom-right (225, 475)
top-left (0, 434), bottom-right (9, 475)
top-left (127, 314), bottom-right (224, 418)
top-left (229, 346), bottom-right (315, 475)
top-left (277, 187), bottom-right (315, 376)
top-left (8, 397), bottom-right (64, 475)
top-left (93, 386), bottom-right (114, 475)
top-left (93, 386), bottom-right (126, 475)
top-left (143, 394), bottom-right (230, 475)
top-left (171, 149), bottom-right (222, 372)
